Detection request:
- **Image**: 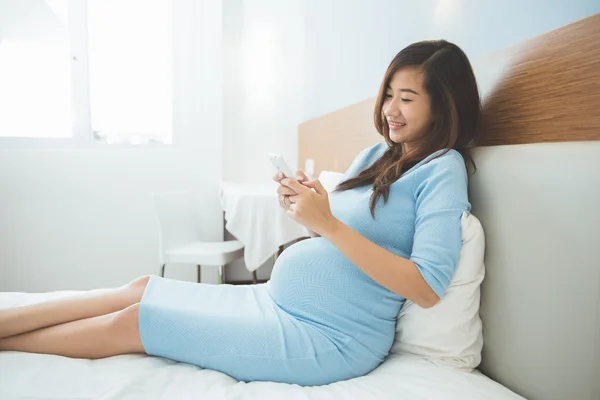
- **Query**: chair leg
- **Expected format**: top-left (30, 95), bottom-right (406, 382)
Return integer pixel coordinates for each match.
top-left (197, 265), bottom-right (202, 283)
top-left (217, 265), bottom-right (224, 285)
top-left (160, 264), bottom-right (166, 277)
top-left (252, 270), bottom-right (257, 284)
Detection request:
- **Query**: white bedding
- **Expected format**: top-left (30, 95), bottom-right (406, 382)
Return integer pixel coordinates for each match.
top-left (0, 291), bottom-right (524, 400)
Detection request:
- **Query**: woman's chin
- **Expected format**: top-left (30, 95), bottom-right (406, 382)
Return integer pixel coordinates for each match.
top-left (389, 131), bottom-right (406, 144)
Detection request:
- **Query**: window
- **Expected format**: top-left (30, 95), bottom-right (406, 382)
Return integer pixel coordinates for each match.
top-left (87, 0), bottom-right (172, 145)
top-left (0, 0), bottom-right (72, 139)
top-left (0, 0), bottom-right (173, 146)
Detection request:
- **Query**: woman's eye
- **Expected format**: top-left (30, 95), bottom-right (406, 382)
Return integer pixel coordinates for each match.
top-left (384, 94), bottom-right (392, 99)
top-left (401, 98), bottom-right (413, 103)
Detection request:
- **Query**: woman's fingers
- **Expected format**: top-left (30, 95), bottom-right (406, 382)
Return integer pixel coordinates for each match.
top-left (274, 171), bottom-right (310, 184)
top-left (295, 170), bottom-right (309, 182)
top-left (277, 185), bottom-right (296, 196)
top-left (278, 193), bottom-right (291, 210)
top-left (275, 172), bottom-right (310, 211)
top-left (272, 172), bottom-right (284, 183)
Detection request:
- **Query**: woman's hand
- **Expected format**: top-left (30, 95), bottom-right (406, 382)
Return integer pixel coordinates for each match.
top-left (273, 171), bottom-right (309, 211)
top-left (280, 178), bottom-right (340, 237)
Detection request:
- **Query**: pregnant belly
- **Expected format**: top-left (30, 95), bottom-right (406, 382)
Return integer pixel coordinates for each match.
top-left (268, 238), bottom-right (384, 328)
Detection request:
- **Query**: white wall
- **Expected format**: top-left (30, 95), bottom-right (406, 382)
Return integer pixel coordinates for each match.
top-left (222, 0), bottom-right (305, 185)
top-left (0, 0), bottom-right (224, 291)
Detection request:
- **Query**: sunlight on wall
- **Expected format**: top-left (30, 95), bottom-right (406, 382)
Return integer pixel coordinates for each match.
top-left (433, 0), bottom-right (463, 36)
top-left (0, 39), bottom-right (72, 138)
top-left (241, 25), bottom-right (278, 112)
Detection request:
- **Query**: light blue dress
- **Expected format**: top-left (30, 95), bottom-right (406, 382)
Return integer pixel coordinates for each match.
top-left (138, 144), bottom-right (470, 386)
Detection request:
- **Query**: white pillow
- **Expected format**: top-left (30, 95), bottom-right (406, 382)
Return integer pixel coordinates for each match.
top-left (318, 170), bottom-right (345, 193)
top-left (390, 211), bottom-right (485, 372)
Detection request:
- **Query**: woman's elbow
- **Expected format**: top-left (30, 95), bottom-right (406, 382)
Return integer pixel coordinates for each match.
top-left (415, 290), bottom-right (440, 309)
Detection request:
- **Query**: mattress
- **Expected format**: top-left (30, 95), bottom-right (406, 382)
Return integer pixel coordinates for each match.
top-left (0, 291), bottom-right (524, 400)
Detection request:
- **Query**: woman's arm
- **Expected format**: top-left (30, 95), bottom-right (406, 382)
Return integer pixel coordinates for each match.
top-left (320, 219), bottom-right (439, 308)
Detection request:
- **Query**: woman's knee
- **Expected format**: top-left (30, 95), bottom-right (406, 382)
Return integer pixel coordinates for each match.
top-left (129, 275), bottom-right (151, 290)
top-left (124, 275), bottom-right (151, 299)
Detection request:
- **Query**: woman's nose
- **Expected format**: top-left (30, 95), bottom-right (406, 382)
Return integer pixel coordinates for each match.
top-left (384, 101), bottom-right (401, 117)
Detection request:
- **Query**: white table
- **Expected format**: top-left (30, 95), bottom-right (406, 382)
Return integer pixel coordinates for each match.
top-left (219, 181), bottom-right (311, 274)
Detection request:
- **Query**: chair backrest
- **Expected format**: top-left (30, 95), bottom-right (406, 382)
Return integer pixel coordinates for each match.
top-left (152, 191), bottom-right (201, 261)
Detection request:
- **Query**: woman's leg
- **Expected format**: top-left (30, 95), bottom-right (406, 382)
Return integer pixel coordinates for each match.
top-left (0, 303), bottom-right (144, 358)
top-left (0, 275), bottom-right (150, 339)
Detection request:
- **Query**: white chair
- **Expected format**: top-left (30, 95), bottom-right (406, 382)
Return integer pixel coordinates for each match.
top-left (152, 191), bottom-right (244, 283)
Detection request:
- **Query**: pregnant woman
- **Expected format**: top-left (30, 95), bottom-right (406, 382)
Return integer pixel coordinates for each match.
top-left (0, 39), bottom-right (480, 386)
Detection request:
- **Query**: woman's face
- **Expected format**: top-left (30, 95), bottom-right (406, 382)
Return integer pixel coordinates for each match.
top-left (382, 67), bottom-right (432, 150)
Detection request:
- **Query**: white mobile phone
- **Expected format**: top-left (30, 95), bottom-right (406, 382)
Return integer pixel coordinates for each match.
top-left (268, 153), bottom-right (296, 179)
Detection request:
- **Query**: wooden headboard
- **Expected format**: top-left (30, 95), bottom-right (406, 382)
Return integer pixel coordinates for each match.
top-left (298, 13), bottom-right (600, 176)
top-left (298, 13), bottom-right (600, 400)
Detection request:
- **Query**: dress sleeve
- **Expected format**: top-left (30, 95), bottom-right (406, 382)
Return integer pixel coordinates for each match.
top-left (410, 153), bottom-right (471, 299)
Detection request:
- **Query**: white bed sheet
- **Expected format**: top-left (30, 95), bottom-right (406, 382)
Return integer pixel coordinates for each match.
top-left (0, 291), bottom-right (524, 400)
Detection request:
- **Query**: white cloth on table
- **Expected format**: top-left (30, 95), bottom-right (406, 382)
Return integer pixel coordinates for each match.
top-left (219, 181), bottom-right (310, 272)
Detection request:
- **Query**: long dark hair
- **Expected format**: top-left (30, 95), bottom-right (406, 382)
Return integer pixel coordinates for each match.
top-left (335, 40), bottom-right (482, 217)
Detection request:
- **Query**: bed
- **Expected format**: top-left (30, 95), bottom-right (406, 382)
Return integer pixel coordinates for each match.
top-left (2, 13), bottom-right (599, 400)
top-left (0, 291), bottom-right (520, 399)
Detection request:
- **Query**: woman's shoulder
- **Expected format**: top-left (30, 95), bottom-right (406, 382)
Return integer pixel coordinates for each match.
top-left (413, 149), bottom-right (469, 195)
top-left (418, 149), bottom-right (467, 176)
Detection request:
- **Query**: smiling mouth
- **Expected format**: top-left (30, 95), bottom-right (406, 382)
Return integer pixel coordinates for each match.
top-left (388, 121), bottom-right (406, 129)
